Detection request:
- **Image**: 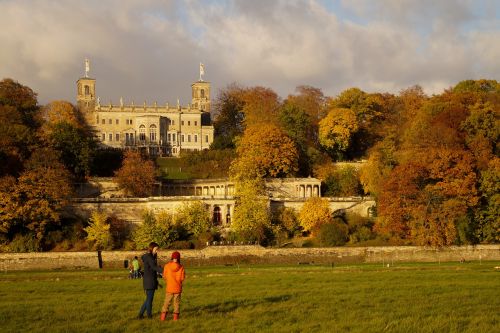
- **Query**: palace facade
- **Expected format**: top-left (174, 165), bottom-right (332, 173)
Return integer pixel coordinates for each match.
top-left (76, 72), bottom-right (214, 156)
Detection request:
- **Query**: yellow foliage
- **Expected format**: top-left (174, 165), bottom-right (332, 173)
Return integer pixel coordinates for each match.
top-left (319, 108), bottom-right (358, 152)
top-left (298, 197), bottom-right (333, 233)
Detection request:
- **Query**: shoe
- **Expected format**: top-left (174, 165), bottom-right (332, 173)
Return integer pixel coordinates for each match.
top-left (173, 313), bottom-right (179, 321)
top-left (137, 314), bottom-right (144, 320)
top-left (160, 312), bottom-right (167, 321)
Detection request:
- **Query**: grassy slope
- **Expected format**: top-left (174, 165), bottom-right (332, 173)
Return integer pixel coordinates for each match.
top-left (0, 262), bottom-right (499, 333)
top-left (156, 157), bottom-right (191, 180)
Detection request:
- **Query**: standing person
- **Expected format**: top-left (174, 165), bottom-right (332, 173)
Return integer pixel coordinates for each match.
top-left (138, 242), bottom-right (163, 319)
top-left (132, 256), bottom-right (140, 279)
top-left (160, 251), bottom-right (185, 321)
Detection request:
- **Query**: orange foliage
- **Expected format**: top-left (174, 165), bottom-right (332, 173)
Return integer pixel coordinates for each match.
top-left (114, 151), bottom-right (156, 197)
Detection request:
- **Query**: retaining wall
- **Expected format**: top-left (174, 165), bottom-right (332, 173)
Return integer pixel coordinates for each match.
top-left (0, 245), bottom-right (498, 271)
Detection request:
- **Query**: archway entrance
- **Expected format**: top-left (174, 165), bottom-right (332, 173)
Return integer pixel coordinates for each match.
top-left (213, 206), bottom-right (221, 226)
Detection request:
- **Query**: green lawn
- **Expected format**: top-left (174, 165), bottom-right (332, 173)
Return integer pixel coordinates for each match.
top-left (0, 262), bottom-right (499, 333)
top-left (156, 157), bottom-right (191, 180)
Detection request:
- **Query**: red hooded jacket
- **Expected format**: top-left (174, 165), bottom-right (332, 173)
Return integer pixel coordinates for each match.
top-left (163, 261), bottom-right (185, 294)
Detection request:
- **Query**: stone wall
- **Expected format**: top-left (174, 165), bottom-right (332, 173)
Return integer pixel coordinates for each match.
top-left (1, 245), bottom-right (498, 271)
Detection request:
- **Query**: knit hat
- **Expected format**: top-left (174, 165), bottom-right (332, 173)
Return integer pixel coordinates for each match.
top-left (171, 251), bottom-right (181, 260)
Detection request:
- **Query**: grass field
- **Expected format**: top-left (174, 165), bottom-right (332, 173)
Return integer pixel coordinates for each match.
top-left (1, 262), bottom-right (499, 333)
top-left (156, 157), bottom-right (191, 180)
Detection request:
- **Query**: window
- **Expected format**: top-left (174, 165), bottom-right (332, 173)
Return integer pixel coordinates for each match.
top-left (139, 125), bottom-right (146, 141)
top-left (108, 119), bottom-right (112, 125)
top-left (167, 133), bottom-right (171, 142)
top-left (188, 121), bottom-right (191, 126)
top-left (172, 133), bottom-right (176, 142)
top-left (85, 85), bottom-right (90, 95)
top-left (116, 133), bottom-right (120, 141)
top-left (125, 133), bottom-right (129, 142)
top-left (109, 133), bottom-right (113, 141)
top-left (194, 135), bottom-right (197, 142)
top-left (129, 133), bottom-right (134, 142)
top-left (172, 120), bottom-right (175, 125)
top-left (181, 121), bottom-right (184, 126)
top-left (101, 133), bottom-right (105, 141)
top-left (149, 124), bottom-right (157, 142)
top-left (205, 135), bottom-right (209, 143)
top-left (201, 89), bottom-right (205, 98)
top-left (181, 135), bottom-right (184, 143)
top-left (188, 135), bottom-right (191, 142)
top-left (213, 206), bottom-right (221, 226)
top-left (195, 121), bottom-right (197, 126)
top-left (102, 119), bottom-right (105, 125)
top-left (116, 119), bottom-right (119, 125)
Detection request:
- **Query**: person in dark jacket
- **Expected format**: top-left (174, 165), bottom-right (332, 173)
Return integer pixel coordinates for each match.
top-left (138, 242), bottom-right (163, 319)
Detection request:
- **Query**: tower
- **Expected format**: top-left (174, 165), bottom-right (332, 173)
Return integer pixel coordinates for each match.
top-left (191, 80), bottom-right (210, 113)
top-left (76, 59), bottom-right (96, 126)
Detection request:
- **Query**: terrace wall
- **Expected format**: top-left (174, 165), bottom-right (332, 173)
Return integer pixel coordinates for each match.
top-left (0, 245), bottom-right (499, 271)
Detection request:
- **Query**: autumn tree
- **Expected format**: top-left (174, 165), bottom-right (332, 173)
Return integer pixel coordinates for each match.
top-left (40, 100), bottom-right (83, 134)
top-left (475, 157), bottom-right (500, 243)
top-left (285, 85), bottom-right (327, 122)
top-left (240, 86), bottom-right (281, 127)
top-left (298, 197), bottom-right (333, 233)
top-left (377, 149), bottom-right (479, 247)
top-left (230, 124), bottom-right (299, 180)
top-left (0, 79), bottom-right (39, 176)
top-left (0, 148), bottom-right (73, 242)
top-left (84, 211), bottom-right (112, 250)
top-left (318, 108), bottom-right (358, 159)
top-left (114, 151), bottom-right (156, 197)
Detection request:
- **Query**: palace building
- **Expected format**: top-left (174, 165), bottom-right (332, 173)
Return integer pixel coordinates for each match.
top-left (76, 61), bottom-right (214, 156)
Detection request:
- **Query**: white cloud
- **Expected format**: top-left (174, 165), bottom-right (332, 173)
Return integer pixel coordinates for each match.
top-left (0, 0), bottom-right (498, 104)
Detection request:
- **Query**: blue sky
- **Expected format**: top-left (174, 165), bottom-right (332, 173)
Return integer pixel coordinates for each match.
top-left (0, 0), bottom-right (498, 105)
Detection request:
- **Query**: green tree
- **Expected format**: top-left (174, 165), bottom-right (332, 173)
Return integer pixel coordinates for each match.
top-left (48, 122), bottom-right (96, 180)
top-left (231, 178), bottom-right (271, 243)
top-left (132, 210), bottom-right (179, 249)
top-left (114, 151), bottom-right (156, 197)
top-left (84, 211), bottom-right (112, 250)
top-left (175, 201), bottom-right (211, 238)
top-left (211, 84), bottom-right (245, 150)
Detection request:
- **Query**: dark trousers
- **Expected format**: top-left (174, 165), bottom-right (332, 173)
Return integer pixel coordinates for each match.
top-left (139, 289), bottom-right (155, 317)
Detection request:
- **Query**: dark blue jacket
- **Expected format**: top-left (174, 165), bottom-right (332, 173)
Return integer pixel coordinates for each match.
top-left (141, 252), bottom-right (163, 290)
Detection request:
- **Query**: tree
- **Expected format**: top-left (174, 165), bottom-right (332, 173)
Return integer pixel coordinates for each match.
top-left (323, 165), bottom-right (362, 197)
top-left (231, 178), bottom-right (271, 243)
top-left (0, 79), bottom-right (39, 176)
top-left (40, 101), bottom-right (83, 134)
top-left (230, 124), bottom-right (299, 180)
top-left (0, 148), bottom-right (73, 241)
top-left (285, 85), bottom-right (327, 122)
top-left (84, 211), bottom-right (112, 250)
top-left (211, 84), bottom-right (245, 149)
top-left (48, 122), bottom-right (96, 180)
top-left (298, 197), bottom-right (333, 233)
top-left (318, 108), bottom-right (358, 159)
top-left (475, 157), bottom-right (500, 243)
top-left (132, 210), bottom-right (179, 249)
top-left (377, 148), bottom-right (479, 247)
top-left (114, 151), bottom-right (156, 197)
top-left (240, 86), bottom-right (281, 127)
top-left (174, 201), bottom-right (211, 238)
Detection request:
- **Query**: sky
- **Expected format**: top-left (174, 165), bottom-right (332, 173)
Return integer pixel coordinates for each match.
top-left (0, 0), bottom-right (499, 105)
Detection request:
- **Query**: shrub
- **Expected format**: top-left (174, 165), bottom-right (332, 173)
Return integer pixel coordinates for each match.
top-left (316, 220), bottom-right (349, 246)
top-left (84, 211), bottom-right (113, 250)
top-left (174, 201), bottom-right (211, 238)
top-left (9, 234), bottom-right (41, 252)
top-left (132, 210), bottom-right (180, 249)
top-left (345, 213), bottom-right (375, 244)
top-left (298, 197), bottom-right (333, 233)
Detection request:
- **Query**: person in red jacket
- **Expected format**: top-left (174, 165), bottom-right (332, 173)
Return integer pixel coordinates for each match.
top-left (160, 251), bottom-right (185, 321)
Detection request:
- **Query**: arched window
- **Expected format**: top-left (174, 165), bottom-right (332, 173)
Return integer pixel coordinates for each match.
top-left (139, 125), bottom-right (146, 141)
top-left (149, 124), bottom-right (157, 142)
top-left (213, 206), bottom-right (221, 226)
top-left (84, 85), bottom-right (90, 95)
top-left (200, 89), bottom-right (205, 98)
